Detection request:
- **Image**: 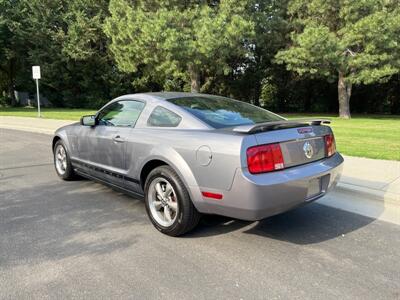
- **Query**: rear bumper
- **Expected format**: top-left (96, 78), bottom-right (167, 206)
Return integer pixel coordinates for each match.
top-left (195, 153), bottom-right (344, 220)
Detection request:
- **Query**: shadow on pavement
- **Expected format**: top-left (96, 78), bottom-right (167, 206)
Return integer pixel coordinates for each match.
top-left (188, 202), bottom-right (376, 244)
top-left (187, 215), bottom-right (252, 237)
top-left (244, 203), bottom-right (375, 244)
top-left (1, 168), bottom-right (377, 268)
top-left (0, 179), bottom-right (147, 268)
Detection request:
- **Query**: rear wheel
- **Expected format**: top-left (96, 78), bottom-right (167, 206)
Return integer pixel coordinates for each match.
top-left (144, 166), bottom-right (201, 236)
top-left (53, 140), bottom-right (76, 180)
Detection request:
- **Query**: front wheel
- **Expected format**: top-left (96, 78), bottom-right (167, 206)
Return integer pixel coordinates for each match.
top-left (144, 166), bottom-right (201, 236)
top-left (53, 140), bottom-right (76, 180)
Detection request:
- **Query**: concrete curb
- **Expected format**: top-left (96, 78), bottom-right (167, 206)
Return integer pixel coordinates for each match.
top-left (0, 116), bottom-right (74, 135)
top-left (0, 124), bottom-right (55, 135)
top-left (336, 182), bottom-right (399, 204)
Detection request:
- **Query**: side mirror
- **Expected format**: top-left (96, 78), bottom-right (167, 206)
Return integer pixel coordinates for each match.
top-left (80, 115), bottom-right (97, 126)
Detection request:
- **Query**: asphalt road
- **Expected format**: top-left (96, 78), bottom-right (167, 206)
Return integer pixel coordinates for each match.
top-left (1, 129), bottom-right (399, 300)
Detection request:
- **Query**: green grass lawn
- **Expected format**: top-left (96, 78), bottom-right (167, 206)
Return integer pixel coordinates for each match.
top-left (283, 114), bottom-right (400, 161)
top-left (1, 107), bottom-right (399, 160)
top-left (0, 107), bottom-right (96, 120)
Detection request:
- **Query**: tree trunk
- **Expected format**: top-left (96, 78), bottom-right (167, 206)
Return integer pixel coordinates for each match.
top-left (389, 74), bottom-right (400, 114)
top-left (188, 64), bottom-right (200, 93)
top-left (8, 59), bottom-right (17, 106)
top-left (338, 71), bottom-right (352, 119)
top-left (9, 79), bottom-right (16, 106)
top-left (305, 81), bottom-right (313, 111)
top-left (253, 78), bottom-right (261, 107)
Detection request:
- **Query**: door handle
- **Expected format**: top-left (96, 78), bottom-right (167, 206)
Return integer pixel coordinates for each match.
top-left (113, 135), bottom-right (125, 143)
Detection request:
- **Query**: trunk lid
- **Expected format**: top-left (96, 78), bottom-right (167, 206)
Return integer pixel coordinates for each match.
top-left (236, 121), bottom-right (333, 169)
top-left (279, 136), bottom-right (326, 167)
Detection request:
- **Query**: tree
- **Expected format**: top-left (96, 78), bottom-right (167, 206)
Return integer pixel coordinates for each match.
top-left (244, 0), bottom-right (288, 106)
top-left (21, 0), bottom-right (133, 107)
top-left (275, 0), bottom-right (400, 118)
top-left (0, 0), bottom-right (29, 105)
top-left (0, 0), bottom-right (134, 108)
top-left (104, 0), bottom-right (254, 93)
top-left (187, 0), bottom-right (288, 105)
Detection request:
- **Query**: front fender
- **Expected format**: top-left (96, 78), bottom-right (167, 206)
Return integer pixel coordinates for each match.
top-left (53, 125), bottom-right (78, 157)
top-left (52, 130), bottom-right (69, 152)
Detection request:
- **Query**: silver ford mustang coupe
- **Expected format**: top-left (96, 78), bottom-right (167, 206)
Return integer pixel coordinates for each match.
top-left (53, 92), bottom-right (343, 236)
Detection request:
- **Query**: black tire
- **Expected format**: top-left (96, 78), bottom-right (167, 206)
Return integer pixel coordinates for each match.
top-left (144, 165), bottom-right (201, 236)
top-left (53, 140), bottom-right (76, 180)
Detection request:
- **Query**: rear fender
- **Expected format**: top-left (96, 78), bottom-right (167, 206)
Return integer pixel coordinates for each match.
top-left (139, 148), bottom-right (204, 210)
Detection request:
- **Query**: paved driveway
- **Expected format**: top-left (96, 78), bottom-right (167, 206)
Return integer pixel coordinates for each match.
top-left (1, 129), bottom-right (399, 299)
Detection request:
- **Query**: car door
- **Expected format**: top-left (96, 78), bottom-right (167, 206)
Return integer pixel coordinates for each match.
top-left (77, 99), bottom-right (145, 186)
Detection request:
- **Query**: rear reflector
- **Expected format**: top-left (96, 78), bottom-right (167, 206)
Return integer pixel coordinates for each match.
top-left (324, 134), bottom-right (336, 157)
top-left (246, 143), bottom-right (285, 174)
top-left (202, 191), bottom-right (223, 200)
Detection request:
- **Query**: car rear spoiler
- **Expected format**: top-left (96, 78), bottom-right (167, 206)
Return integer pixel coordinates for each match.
top-left (231, 119), bottom-right (331, 133)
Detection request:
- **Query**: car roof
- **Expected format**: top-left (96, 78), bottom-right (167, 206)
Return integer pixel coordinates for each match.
top-left (116, 92), bottom-right (217, 103)
top-left (112, 92), bottom-right (215, 130)
top-left (144, 92), bottom-right (202, 99)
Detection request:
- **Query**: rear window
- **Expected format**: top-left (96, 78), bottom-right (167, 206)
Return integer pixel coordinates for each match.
top-left (168, 96), bottom-right (284, 129)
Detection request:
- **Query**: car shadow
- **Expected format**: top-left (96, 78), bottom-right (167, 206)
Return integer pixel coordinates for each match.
top-left (243, 203), bottom-right (376, 244)
top-left (187, 202), bottom-right (376, 245)
top-left (187, 215), bottom-right (252, 237)
top-left (0, 179), bottom-right (147, 268)
top-left (1, 166), bottom-right (378, 268)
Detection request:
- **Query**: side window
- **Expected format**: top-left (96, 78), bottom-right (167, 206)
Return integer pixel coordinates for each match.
top-left (97, 100), bottom-right (145, 127)
top-left (147, 106), bottom-right (182, 127)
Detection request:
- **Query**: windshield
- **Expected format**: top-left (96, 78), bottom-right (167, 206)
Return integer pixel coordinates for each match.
top-left (168, 96), bottom-right (285, 129)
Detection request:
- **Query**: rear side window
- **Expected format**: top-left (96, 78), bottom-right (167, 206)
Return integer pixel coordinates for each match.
top-left (147, 106), bottom-right (182, 127)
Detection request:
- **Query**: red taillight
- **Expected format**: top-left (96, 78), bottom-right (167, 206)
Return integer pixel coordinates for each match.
top-left (246, 143), bottom-right (285, 174)
top-left (324, 134), bottom-right (336, 157)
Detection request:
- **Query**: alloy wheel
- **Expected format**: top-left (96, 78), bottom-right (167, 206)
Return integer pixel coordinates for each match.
top-left (55, 144), bottom-right (67, 175)
top-left (148, 177), bottom-right (179, 227)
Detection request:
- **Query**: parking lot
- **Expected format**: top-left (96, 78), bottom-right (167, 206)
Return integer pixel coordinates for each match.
top-left (1, 129), bottom-right (399, 299)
